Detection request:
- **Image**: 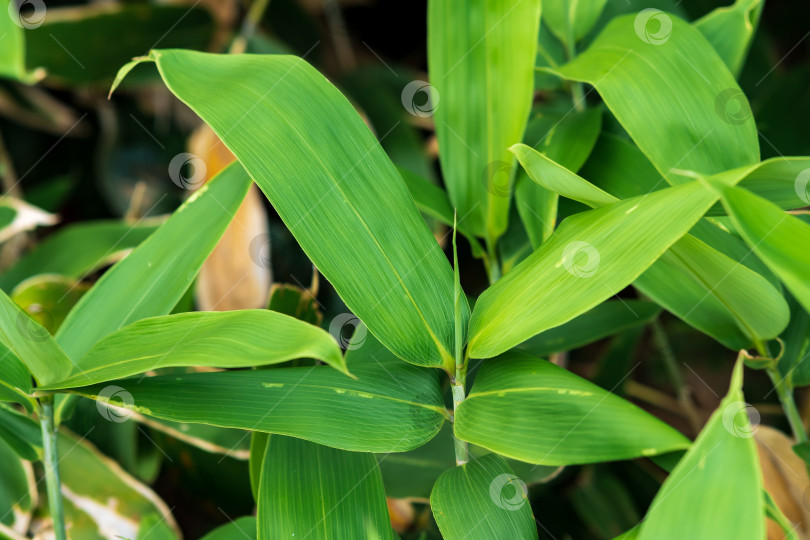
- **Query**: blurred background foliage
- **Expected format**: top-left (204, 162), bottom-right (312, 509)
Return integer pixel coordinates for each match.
top-left (1, 0), bottom-right (809, 538)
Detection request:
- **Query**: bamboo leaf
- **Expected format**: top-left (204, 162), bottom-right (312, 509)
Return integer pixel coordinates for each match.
top-left (258, 436), bottom-right (394, 539)
top-left (637, 358), bottom-right (764, 539)
top-left (515, 106), bottom-right (602, 248)
top-left (60, 334), bottom-right (446, 453)
top-left (0, 342), bottom-right (33, 409)
top-left (512, 145), bottom-right (790, 349)
top-left (55, 162), bottom-right (251, 360)
top-left (455, 352), bottom-right (689, 465)
top-left (0, 404), bottom-right (41, 461)
top-left (112, 50), bottom-right (466, 371)
top-left (467, 178), bottom-right (722, 359)
top-left (717, 186), bottom-right (810, 314)
top-left (544, 13), bottom-right (760, 178)
top-left (430, 453), bottom-right (538, 539)
top-left (695, 0), bottom-right (764, 76)
top-left (428, 0), bottom-right (541, 242)
top-left (43, 309), bottom-right (347, 389)
top-left (0, 435), bottom-right (35, 534)
top-left (201, 517), bottom-right (257, 540)
top-left (0, 288), bottom-right (74, 386)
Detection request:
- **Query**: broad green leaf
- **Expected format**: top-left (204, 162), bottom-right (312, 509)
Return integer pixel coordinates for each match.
top-left (201, 517), bottom-right (257, 540)
top-left (0, 288), bottom-right (74, 385)
top-left (455, 352), bottom-right (688, 465)
top-left (543, 0), bottom-right (610, 44)
top-left (467, 179), bottom-right (721, 359)
top-left (0, 342), bottom-right (32, 409)
top-left (61, 336), bottom-right (446, 453)
top-left (250, 432), bottom-right (269, 502)
top-left (0, 404), bottom-right (41, 461)
top-left (518, 300), bottom-right (660, 356)
top-left (718, 186), bottom-right (810, 314)
top-left (515, 106), bottom-right (602, 247)
top-left (0, 220), bottom-right (159, 292)
top-left (512, 145), bottom-right (790, 349)
top-left (0, 436), bottom-right (34, 534)
top-left (113, 50), bottom-right (465, 371)
top-left (55, 162), bottom-right (251, 360)
top-left (258, 436), bottom-right (393, 539)
top-left (637, 358), bottom-right (764, 540)
top-left (779, 296), bottom-right (810, 387)
top-left (11, 275), bottom-right (87, 336)
top-left (695, 0), bottom-right (764, 76)
top-left (545, 14), bottom-right (760, 179)
top-left (56, 429), bottom-right (179, 539)
top-left (43, 309), bottom-right (347, 389)
top-left (428, 0), bottom-right (541, 242)
top-left (430, 453), bottom-right (538, 540)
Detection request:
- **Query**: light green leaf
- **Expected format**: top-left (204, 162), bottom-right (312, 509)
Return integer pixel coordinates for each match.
top-left (201, 517), bottom-right (257, 540)
top-left (43, 309), bottom-right (347, 389)
top-left (718, 186), bottom-right (810, 314)
top-left (258, 436), bottom-right (393, 539)
top-left (0, 403), bottom-right (41, 461)
top-left (512, 145), bottom-right (790, 349)
top-left (543, 0), bottom-right (610, 43)
top-left (55, 162), bottom-right (251, 360)
top-left (60, 336), bottom-right (446, 453)
top-left (455, 352), bottom-right (688, 465)
top-left (0, 1), bottom-right (41, 83)
top-left (430, 453), bottom-right (538, 540)
top-left (250, 432), bottom-right (269, 502)
top-left (518, 300), bottom-right (660, 356)
top-left (515, 106), bottom-right (602, 247)
top-left (428, 0), bottom-right (541, 243)
top-left (467, 178), bottom-right (721, 359)
top-left (0, 288), bottom-right (74, 385)
top-left (545, 14), bottom-right (759, 179)
top-left (138, 513), bottom-right (179, 540)
top-left (637, 358), bottom-right (764, 540)
top-left (0, 220), bottom-right (159, 292)
top-left (113, 50), bottom-right (465, 371)
top-left (0, 342), bottom-right (33, 409)
top-left (695, 0), bottom-right (764, 76)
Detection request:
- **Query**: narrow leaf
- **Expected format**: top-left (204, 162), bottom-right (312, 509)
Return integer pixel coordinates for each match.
top-left (695, 0), bottom-right (764, 76)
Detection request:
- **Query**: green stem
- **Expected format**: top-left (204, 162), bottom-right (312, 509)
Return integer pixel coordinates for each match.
top-left (452, 362), bottom-right (468, 466)
top-left (39, 396), bottom-right (66, 540)
top-left (228, 0), bottom-right (272, 55)
top-left (756, 341), bottom-right (807, 444)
